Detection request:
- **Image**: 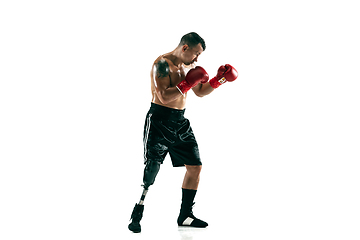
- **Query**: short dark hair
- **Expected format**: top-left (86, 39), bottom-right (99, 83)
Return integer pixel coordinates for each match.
top-left (179, 32), bottom-right (206, 51)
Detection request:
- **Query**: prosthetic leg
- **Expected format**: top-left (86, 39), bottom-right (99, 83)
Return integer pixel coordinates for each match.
top-left (128, 161), bottom-right (161, 233)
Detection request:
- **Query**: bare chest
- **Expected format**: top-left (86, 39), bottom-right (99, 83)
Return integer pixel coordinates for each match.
top-left (168, 66), bottom-right (186, 87)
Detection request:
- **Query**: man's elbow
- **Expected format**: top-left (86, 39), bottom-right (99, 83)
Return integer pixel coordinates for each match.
top-left (157, 92), bottom-right (172, 104)
top-left (194, 91), bottom-right (206, 98)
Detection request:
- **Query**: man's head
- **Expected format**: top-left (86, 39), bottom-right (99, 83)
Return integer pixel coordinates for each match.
top-left (178, 32), bottom-right (206, 65)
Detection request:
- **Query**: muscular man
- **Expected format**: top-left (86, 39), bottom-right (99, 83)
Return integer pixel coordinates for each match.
top-left (128, 32), bottom-right (238, 233)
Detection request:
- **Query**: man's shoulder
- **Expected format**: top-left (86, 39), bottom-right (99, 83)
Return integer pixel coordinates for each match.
top-left (153, 56), bottom-right (171, 78)
top-left (154, 55), bottom-right (174, 67)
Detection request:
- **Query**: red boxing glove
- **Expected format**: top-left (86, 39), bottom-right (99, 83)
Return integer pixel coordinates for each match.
top-left (176, 66), bottom-right (209, 95)
top-left (209, 64), bottom-right (238, 89)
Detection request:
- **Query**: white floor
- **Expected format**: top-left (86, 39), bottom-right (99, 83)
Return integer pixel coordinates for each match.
top-left (2, 141), bottom-right (359, 240)
top-left (122, 194), bottom-right (360, 240)
top-left (120, 163), bottom-right (360, 240)
top-left (124, 220), bottom-right (213, 240)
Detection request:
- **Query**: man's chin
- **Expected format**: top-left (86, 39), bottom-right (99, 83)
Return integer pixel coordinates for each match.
top-left (184, 62), bottom-right (195, 66)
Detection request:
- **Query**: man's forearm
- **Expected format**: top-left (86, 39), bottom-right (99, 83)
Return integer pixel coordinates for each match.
top-left (192, 82), bottom-right (214, 97)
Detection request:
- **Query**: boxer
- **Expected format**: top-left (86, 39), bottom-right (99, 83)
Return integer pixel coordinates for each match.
top-left (128, 32), bottom-right (238, 233)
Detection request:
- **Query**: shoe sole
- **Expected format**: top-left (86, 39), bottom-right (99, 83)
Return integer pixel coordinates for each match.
top-left (128, 224), bottom-right (141, 233)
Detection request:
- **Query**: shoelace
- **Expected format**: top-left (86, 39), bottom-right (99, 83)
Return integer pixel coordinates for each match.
top-left (182, 202), bottom-right (196, 219)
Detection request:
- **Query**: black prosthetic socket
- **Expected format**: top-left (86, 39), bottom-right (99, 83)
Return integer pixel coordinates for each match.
top-left (143, 161), bottom-right (161, 189)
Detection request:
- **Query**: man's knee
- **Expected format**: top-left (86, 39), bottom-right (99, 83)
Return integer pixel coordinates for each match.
top-left (143, 161), bottom-right (161, 189)
top-left (185, 165), bottom-right (202, 177)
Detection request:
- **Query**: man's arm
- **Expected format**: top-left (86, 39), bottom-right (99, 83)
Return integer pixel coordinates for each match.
top-left (192, 64), bottom-right (238, 97)
top-left (153, 59), bottom-right (183, 104)
top-left (192, 82), bottom-right (214, 97)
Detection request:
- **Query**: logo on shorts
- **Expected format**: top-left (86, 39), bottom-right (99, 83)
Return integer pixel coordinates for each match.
top-left (219, 77), bottom-right (227, 84)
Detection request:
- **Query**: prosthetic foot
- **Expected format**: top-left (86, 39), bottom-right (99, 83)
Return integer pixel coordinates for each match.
top-left (177, 202), bottom-right (208, 228)
top-left (128, 204), bottom-right (144, 233)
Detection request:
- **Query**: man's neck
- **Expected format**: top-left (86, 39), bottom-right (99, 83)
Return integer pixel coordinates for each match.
top-left (168, 47), bottom-right (184, 68)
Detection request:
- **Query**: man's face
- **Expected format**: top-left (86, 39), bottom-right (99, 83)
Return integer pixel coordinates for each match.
top-left (182, 43), bottom-right (203, 65)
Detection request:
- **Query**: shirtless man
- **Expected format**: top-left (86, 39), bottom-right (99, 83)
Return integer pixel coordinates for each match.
top-left (128, 32), bottom-right (238, 233)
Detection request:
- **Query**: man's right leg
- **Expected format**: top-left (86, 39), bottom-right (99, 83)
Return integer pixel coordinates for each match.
top-left (143, 160), bottom-right (161, 190)
top-left (128, 160), bottom-right (161, 233)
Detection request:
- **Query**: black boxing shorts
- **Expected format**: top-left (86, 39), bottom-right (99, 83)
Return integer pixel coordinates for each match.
top-left (143, 103), bottom-right (202, 167)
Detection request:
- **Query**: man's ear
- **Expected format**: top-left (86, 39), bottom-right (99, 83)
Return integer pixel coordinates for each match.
top-left (182, 44), bottom-right (189, 52)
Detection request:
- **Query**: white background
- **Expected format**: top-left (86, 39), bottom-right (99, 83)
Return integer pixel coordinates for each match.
top-left (1, 0), bottom-right (359, 239)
